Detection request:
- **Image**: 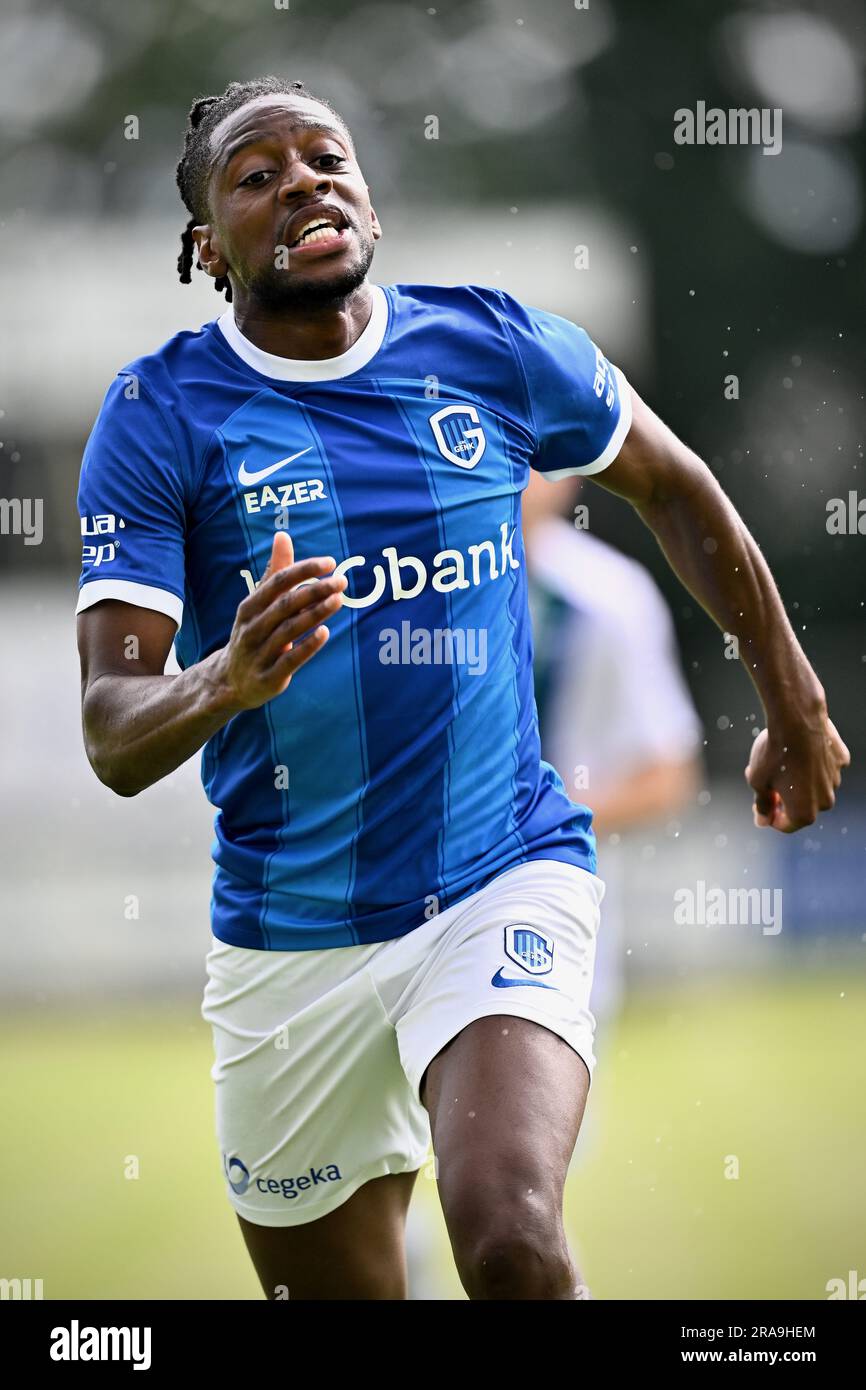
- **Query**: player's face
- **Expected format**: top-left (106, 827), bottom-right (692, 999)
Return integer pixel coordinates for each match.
top-left (196, 95), bottom-right (381, 308)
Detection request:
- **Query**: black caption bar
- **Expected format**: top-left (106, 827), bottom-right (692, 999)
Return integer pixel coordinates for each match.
top-left (4, 1297), bottom-right (863, 1373)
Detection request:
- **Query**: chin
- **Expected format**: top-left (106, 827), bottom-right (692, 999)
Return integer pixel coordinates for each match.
top-left (249, 252), bottom-right (373, 310)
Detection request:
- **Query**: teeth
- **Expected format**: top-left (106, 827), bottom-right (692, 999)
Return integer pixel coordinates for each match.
top-left (293, 218), bottom-right (341, 246)
top-left (299, 225), bottom-right (340, 245)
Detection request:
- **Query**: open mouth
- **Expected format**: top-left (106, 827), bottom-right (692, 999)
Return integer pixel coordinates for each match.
top-left (288, 210), bottom-right (348, 249)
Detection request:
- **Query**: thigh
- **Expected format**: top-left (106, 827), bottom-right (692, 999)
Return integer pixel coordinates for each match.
top-left (421, 1015), bottom-right (592, 1299)
top-left (421, 1013), bottom-right (590, 1196)
top-left (238, 1169), bottom-right (419, 1300)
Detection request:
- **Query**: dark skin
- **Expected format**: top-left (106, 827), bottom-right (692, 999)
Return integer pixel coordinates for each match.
top-left (192, 93), bottom-right (383, 358)
top-left (78, 94), bottom-right (849, 1300)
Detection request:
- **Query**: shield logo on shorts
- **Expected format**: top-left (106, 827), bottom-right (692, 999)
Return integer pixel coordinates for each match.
top-left (504, 924), bottom-right (555, 975)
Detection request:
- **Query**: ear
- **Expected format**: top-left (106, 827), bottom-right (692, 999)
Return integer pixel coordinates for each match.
top-left (367, 196), bottom-right (383, 242)
top-left (192, 224), bottom-right (228, 279)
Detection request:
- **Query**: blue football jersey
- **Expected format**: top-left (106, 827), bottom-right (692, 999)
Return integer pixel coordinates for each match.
top-left (76, 282), bottom-right (632, 949)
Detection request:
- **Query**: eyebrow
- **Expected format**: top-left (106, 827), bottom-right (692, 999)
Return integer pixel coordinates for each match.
top-left (216, 118), bottom-right (351, 174)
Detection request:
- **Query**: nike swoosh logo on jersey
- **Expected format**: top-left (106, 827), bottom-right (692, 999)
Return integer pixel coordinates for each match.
top-left (238, 448), bottom-right (313, 486)
top-left (490, 967), bottom-right (559, 991)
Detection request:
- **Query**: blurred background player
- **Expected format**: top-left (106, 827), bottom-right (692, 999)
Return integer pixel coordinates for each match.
top-left (522, 469), bottom-right (703, 1028)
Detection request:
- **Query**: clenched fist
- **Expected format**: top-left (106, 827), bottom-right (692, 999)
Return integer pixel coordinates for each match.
top-left (744, 713), bottom-right (850, 832)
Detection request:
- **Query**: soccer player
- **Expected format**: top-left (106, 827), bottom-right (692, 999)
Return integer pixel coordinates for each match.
top-left (75, 77), bottom-right (849, 1301)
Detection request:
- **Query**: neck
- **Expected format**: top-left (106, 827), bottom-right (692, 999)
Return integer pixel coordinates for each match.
top-left (229, 282), bottom-right (374, 361)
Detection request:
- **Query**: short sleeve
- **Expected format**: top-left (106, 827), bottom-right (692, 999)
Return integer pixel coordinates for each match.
top-left (494, 291), bottom-right (632, 480)
top-left (76, 374), bottom-right (188, 627)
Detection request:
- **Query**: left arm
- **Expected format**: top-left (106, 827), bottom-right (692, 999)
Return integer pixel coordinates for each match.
top-left (592, 386), bottom-right (850, 831)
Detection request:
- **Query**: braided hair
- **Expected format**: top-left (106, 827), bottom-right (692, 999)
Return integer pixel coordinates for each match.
top-left (175, 76), bottom-right (353, 302)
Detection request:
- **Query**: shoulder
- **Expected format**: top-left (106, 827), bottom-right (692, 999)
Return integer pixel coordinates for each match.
top-left (106, 319), bottom-right (223, 409)
top-left (385, 281), bottom-right (574, 334)
top-left (83, 323), bottom-right (225, 496)
top-left (386, 281), bottom-right (505, 310)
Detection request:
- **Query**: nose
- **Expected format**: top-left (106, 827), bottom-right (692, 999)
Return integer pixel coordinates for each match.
top-left (276, 158), bottom-right (332, 204)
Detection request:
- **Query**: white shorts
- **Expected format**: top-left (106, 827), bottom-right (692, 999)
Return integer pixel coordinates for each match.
top-left (201, 858), bottom-right (605, 1228)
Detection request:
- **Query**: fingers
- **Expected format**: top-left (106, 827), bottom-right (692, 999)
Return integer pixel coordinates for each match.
top-left (754, 787), bottom-right (836, 833)
top-left (746, 717), bottom-right (849, 834)
top-left (767, 806), bottom-right (797, 833)
top-left (751, 787), bottom-right (779, 828)
top-left (266, 623), bottom-right (332, 689)
top-left (824, 718), bottom-right (851, 771)
top-left (752, 787), bottom-right (778, 816)
top-left (752, 798), bottom-right (800, 833)
top-left (258, 529), bottom-right (295, 586)
top-left (242, 569), bottom-right (346, 647)
top-left (258, 584), bottom-right (346, 666)
top-left (222, 541), bottom-right (346, 709)
top-left (271, 529), bottom-right (294, 573)
top-left (240, 554), bottom-right (338, 621)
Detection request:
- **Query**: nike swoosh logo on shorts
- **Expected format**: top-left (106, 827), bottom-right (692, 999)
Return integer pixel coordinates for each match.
top-left (238, 448), bottom-right (313, 486)
top-left (491, 967), bottom-right (559, 991)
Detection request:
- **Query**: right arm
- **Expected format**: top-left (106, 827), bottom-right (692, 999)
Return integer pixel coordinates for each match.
top-left (78, 532), bottom-right (346, 796)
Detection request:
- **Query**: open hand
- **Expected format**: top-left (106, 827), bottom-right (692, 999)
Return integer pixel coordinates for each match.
top-left (216, 531), bottom-right (346, 712)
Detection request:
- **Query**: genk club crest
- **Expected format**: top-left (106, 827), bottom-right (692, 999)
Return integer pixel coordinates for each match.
top-left (504, 924), bottom-right (555, 975)
top-left (429, 404), bottom-right (487, 469)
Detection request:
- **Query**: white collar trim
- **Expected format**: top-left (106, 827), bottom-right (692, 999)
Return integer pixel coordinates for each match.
top-left (216, 283), bottom-right (388, 381)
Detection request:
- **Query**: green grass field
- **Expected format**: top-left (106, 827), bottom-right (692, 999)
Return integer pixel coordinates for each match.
top-left (1, 970), bottom-right (863, 1299)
